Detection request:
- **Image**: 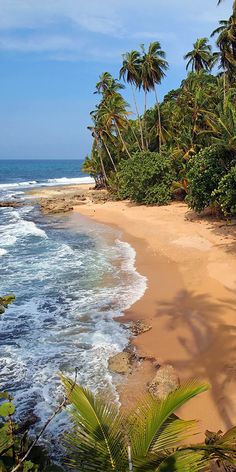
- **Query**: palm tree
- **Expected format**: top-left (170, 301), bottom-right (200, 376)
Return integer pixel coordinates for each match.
top-left (212, 16), bottom-right (236, 78)
top-left (89, 117), bottom-right (117, 173)
top-left (62, 376), bottom-right (236, 471)
top-left (202, 91), bottom-right (236, 153)
top-left (184, 38), bottom-right (213, 73)
top-left (120, 50), bottom-right (145, 150)
top-left (95, 72), bottom-right (124, 96)
top-left (96, 93), bottom-right (132, 159)
top-left (140, 42), bottom-right (169, 152)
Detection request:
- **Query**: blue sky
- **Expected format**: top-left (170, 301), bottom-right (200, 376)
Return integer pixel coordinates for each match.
top-left (0, 0), bottom-right (232, 159)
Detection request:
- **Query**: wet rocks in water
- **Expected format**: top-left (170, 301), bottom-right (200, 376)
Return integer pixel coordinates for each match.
top-left (148, 364), bottom-right (179, 400)
top-left (131, 320), bottom-right (152, 336)
top-left (0, 201), bottom-right (22, 208)
top-left (108, 352), bottom-right (133, 375)
top-left (0, 295), bottom-right (15, 315)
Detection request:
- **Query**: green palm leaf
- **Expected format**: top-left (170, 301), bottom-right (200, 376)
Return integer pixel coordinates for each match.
top-left (156, 449), bottom-right (207, 472)
top-left (61, 376), bottom-right (126, 471)
top-left (129, 380), bottom-right (209, 459)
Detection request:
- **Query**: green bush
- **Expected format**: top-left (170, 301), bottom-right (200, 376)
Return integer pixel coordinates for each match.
top-left (114, 151), bottom-right (175, 205)
top-left (186, 145), bottom-right (233, 212)
top-left (213, 166), bottom-right (236, 217)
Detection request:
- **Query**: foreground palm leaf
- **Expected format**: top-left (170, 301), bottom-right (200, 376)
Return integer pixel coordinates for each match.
top-left (62, 376), bottom-right (211, 471)
top-left (62, 376), bottom-right (127, 471)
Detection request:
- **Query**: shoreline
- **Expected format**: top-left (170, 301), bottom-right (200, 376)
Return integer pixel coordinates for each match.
top-left (28, 185), bottom-right (236, 435)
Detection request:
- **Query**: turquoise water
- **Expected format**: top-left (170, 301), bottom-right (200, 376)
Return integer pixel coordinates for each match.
top-left (0, 160), bottom-right (147, 444)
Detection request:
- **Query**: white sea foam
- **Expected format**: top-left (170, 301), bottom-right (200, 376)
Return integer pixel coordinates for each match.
top-left (115, 239), bottom-right (147, 309)
top-left (0, 248), bottom-right (7, 256)
top-left (0, 176), bottom-right (94, 190)
top-left (0, 212), bottom-right (47, 247)
top-left (47, 177), bottom-right (94, 185)
top-left (0, 181), bottom-right (37, 189)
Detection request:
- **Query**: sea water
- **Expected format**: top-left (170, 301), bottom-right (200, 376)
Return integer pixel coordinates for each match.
top-left (0, 159), bottom-right (147, 444)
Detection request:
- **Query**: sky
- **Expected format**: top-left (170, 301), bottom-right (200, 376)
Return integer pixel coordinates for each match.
top-left (0, 0), bottom-right (232, 160)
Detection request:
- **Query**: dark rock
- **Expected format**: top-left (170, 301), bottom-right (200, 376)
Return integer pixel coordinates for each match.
top-left (131, 320), bottom-right (152, 336)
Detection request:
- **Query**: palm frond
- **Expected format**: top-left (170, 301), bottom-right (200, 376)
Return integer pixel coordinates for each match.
top-left (61, 376), bottom-right (126, 471)
top-left (156, 449), bottom-right (208, 472)
top-left (129, 380), bottom-right (209, 458)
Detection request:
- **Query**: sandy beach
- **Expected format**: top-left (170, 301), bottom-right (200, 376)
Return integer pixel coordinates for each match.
top-left (31, 185), bottom-right (236, 436)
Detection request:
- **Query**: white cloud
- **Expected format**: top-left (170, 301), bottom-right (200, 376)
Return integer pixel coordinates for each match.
top-left (0, 0), bottom-right (232, 60)
top-left (0, 0), bottom-right (124, 35)
top-left (0, 34), bottom-right (84, 52)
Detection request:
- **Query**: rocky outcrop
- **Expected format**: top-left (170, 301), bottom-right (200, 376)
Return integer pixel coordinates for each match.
top-left (39, 193), bottom-right (88, 214)
top-left (108, 352), bottom-right (133, 375)
top-left (148, 364), bottom-right (179, 400)
top-left (131, 320), bottom-right (152, 336)
top-left (90, 191), bottom-right (109, 203)
top-left (39, 198), bottom-right (74, 214)
top-left (0, 201), bottom-right (22, 208)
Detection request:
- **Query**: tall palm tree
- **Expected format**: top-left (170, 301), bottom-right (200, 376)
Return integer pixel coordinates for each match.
top-left (120, 50), bottom-right (145, 150)
top-left (62, 376), bottom-right (236, 472)
top-left (184, 38), bottom-right (213, 73)
top-left (140, 42), bottom-right (169, 152)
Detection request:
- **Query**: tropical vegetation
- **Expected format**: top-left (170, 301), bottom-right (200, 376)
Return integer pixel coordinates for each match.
top-left (83, 0), bottom-right (236, 216)
top-left (3, 376), bottom-right (236, 471)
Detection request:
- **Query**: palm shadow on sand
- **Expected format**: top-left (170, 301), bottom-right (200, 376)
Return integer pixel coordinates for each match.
top-left (155, 289), bottom-right (236, 429)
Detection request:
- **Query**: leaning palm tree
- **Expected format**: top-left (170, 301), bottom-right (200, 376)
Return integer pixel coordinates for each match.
top-left (120, 50), bottom-right (145, 150)
top-left (140, 42), bottom-right (169, 152)
top-left (184, 38), bottom-right (213, 73)
top-left (62, 376), bottom-right (236, 471)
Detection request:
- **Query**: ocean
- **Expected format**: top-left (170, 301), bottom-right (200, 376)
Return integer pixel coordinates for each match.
top-left (0, 159), bottom-right (146, 444)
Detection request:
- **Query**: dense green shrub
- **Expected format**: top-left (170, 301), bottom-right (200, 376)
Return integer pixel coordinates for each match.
top-left (114, 151), bottom-right (175, 205)
top-left (213, 166), bottom-right (236, 217)
top-left (186, 145), bottom-right (233, 212)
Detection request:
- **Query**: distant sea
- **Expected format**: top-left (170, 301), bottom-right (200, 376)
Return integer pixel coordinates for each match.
top-left (0, 159), bottom-right (146, 445)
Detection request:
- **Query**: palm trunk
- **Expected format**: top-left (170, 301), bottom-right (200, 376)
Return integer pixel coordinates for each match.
top-left (131, 82), bottom-right (145, 150)
top-left (223, 71), bottom-right (226, 104)
top-left (114, 120), bottom-right (132, 159)
top-left (101, 136), bottom-right (117, 172)
top-left (94, 135), bottom-right (108, 186)
top-left (154, 85), bottom-right (162, 154)
top-left (129, 122), bottom-right (142, 152)
top-left (144, 90), bottom-right (148, 150)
